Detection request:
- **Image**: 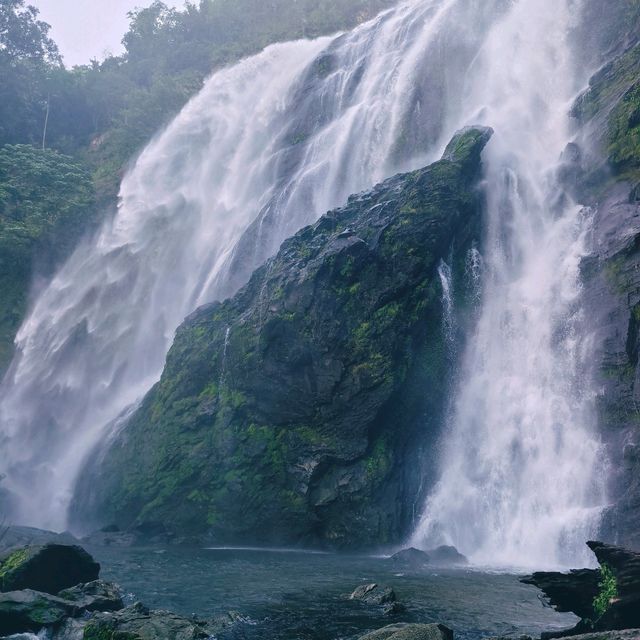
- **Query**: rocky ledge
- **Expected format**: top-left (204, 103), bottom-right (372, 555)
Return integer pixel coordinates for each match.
top-left (522, 541), bottom-right (640, 637)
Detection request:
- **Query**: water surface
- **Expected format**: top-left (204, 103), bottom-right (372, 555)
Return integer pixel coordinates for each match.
top-left (91, 546), bottom-right (578, 639)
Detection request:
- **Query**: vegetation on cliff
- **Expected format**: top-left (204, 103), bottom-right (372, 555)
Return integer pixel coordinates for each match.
top-left (0, 145), bottom-right (94, 370)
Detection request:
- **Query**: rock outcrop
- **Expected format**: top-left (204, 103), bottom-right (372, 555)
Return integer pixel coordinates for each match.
top-left (523, 542), bottom-right (640, 636)
top-left (71, 126), bottom-right (492, 548)
top-left (568, 16), bottom-right (640, 548)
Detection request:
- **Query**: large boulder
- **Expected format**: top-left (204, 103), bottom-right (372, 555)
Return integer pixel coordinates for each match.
top-left (358, 623), bottom-right (453, 640)
top-left (0, 544), bottom-right (100, 594)
top-left (79, 602), bottom-right (236, 640)
top-left (0, 589), bottom-right (75, 636)
top-left (71, 126), bottom-right (492, 548)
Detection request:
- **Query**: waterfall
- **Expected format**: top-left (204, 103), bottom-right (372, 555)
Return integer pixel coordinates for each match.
top-left (0, 0), bottom-right (607, 566)
top-left (411, 0), bottom-right (608, 568)
top-left (437, 260), bottom-right (456, 352)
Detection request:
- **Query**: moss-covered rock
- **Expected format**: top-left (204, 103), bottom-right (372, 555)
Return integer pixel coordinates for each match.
top-left (0, 544), bottom-right (99, 594)
top-left (72, 127), bottom-right (492, 548)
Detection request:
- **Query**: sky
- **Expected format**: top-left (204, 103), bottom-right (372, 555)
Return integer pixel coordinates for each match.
top-left (31, 0), bottom-right (184, 66)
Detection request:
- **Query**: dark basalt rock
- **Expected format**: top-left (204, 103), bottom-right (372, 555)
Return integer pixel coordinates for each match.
top-left (426, 545), bottom-right (468, 566)
top-left (0, 589), bottom-right (75, 636)
top-left (71, 126), bottom-right (493, 548)
top-left (358, 623), bottom-right (453, 640)
top-left (390, 547), bottom-right (430, 567)
top-left (58, 579), bottom-right (124, 613)
top-left (521, 568), bottom-right (600, 620)
top-left (0, 544), bottom-right (100, 595)
top-left (349, 582), bottom-right (405, 616)
top-left (523, 542), bottom-right (640, 636)
top-left (350, 583), bottom-right (397, 605)
top-left (78, 602), bottom-right (236, 640)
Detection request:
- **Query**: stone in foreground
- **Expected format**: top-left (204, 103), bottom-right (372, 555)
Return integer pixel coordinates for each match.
top-left (81, 602), bottom-right (234, 640)
top-left (58, 579), bottom-right (124, 612)
top-left (358, 623), bottom-right (454, 640)
top-left (0, 589), bottom-right (74, 636)
top-left (0, 544), bottom-right (100, 594)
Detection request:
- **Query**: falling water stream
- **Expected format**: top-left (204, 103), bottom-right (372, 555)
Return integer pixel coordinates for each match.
top-left (0, 0), bottom-right (607, 567)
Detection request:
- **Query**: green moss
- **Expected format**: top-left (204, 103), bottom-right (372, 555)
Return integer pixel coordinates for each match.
top-left (83, 622), bottom-right (139, 640)
top-left (0, 547), bottom-right (29, 581)
top-left (593, 563), bottom-right (619, 618)
top-left (608, 82), bottom-right (640, 176)
top-left (364, 436), bottom-right (391, 482)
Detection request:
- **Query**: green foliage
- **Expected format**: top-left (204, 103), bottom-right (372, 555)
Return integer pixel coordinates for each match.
top-left (0, 144), bottom-right (94, 369)
top-left (0, 0), bottom-right (397, 366)
top-left (593, 563), bottom-right (619, 618)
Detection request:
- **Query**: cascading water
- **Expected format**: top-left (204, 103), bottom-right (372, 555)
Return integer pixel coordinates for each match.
top-left (0, 0), bottom-right (607, 566)
top-left (437, 260), bottom-right (456, 352)
top-left (411, 0), bottom-right (608, 568)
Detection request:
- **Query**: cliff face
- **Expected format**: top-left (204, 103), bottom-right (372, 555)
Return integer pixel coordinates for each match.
top-left (574, 33), bottom-right (640, 548)
top-left (71, 127), bottom-right (492, 547)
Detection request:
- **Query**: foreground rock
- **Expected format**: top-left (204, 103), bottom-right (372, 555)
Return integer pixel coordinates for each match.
top-left (349, 583), bottom-right (404, 615)
top-left (358, 623), bottom-right (453, 640)
top-left (72, 126), bottom-right (492, 548)
top-left (58, 580), bottom-right (124, 612)
top-left (0, 544), bottom-right (100, 594)
top-left (0, 589), bottom-right (75, 635)
top-left (70, 602), bottom-right (236, 640)
top-left (523, 541), bottom-right (640, 636)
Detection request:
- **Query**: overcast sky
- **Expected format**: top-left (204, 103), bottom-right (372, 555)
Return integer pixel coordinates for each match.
top-left (32, 0), bottom-right (184, 66)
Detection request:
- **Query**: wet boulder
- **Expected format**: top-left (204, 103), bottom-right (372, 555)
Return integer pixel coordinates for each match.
top-left (426, 545), bottom-right (468, 566)
top-left (349, 583), bottom-right (405, 616)
top-left (350, 583), bottom-right (396, 605)
top-left (358, 623), bottom-right (453, 640)
top-left (0, 589), bottom-right (74, 636)
top-left (58, 580), bottom-right (124, 612)
top-left (0, 544), bottom-right (100, 594)
top-left (80, 602), bottom-right (235, 640)
top-left (390, 548), bottom-right (430, 567)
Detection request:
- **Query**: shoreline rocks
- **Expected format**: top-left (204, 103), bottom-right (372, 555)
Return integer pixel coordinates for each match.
top-left (522, 542), bottom-right (640, 637)
top-left (0, 544), bottom-right (239, 639)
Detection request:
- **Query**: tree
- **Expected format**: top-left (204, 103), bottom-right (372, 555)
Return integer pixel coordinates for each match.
top-left (0, 0), bottom-right (60, 63)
